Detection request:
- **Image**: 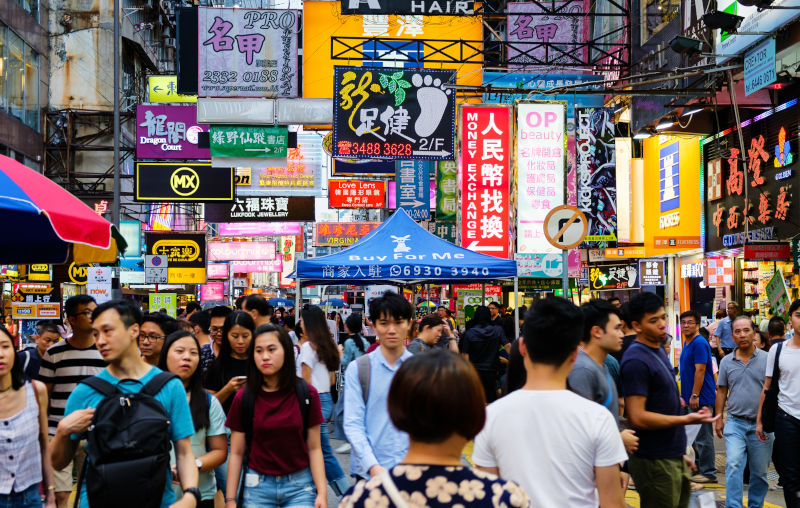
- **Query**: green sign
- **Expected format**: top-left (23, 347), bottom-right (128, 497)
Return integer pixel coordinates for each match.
top-left (792, 237), bottom-right (800, 269)
top-left (149, 293), bottom-right (177, 318)
top-left (436, 161), bottom-right (457, 220)
top-left (210, 125), bottom-right (289, 158)
top-left (422, 220), bottom-right (457, 243)
top-left (765, 271), bottom-right (791, 320)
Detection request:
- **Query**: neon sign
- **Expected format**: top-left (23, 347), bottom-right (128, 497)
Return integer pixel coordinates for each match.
top-left (774, 126), bottom-right (793, 167)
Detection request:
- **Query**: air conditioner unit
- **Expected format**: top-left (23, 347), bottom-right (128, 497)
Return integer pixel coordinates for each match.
top-left (165, 38), bottom-right (176, 48)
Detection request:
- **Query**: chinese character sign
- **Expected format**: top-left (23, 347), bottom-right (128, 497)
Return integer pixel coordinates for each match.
top-left (210, 125), bottom-right (289, 158)
top-left (395, 161), bottom-right (432, 220)
top-left (459, 105), bottom-right (511, 258)
top-left (204, 197), bottom-right (315, 222)
top-left (333, 66), bottom-right (456, 160)
top-left (236, 132), bottom-right (324, 197)
top-left (589, 263), bottom-right (639, 291)
top-left (208, 241), bottom-right (276, 261)
top-left (280, 236), bottom-right (296, 288)
top-left (436, 160), bottom-right (458, 220)
top-left (516, 102), bottom-right (567, 254)
top-left (329, 180), bottom-right (386, 208)
top-left (197, 8), bottom-right (299, 97)
top-left (575, 107), bottom-right (616, 246)
top-left (136, 105), bottom-right (210, 159)
top-left (315, 222), bottom-right (380, 246)
top-left (507, 1), bottom-right (589, 70)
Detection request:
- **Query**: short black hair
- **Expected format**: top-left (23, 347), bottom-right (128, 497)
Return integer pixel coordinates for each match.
top-left (0, 326), bottom-right (26, 388)
top-left (247, 324), bottom-right (297, 393)
top-left (283, 315), bottom-right (296, 330)
top-left (580, 299), bottom-right (620, 343)
top-left (768, 316), bottom-right (786, 337)
top-left (369, 291), bottom-right (413, 323)
top-left (65, 294), bottom-right (96, 318)
top-left (472, 306), bottom-right (491, 324)
top-left (188, 310), bottom-right (210, 334)
top-left (344, 313), bottom-right (362, 334)
top-left (235, 295), bottom-right (246, 310)
top-left (627, 292), bottom-right (665, 324)
top-left (37, 320), bottom-right (61, 335)
top-left (488, 301), bottom-right (500, 309)
top-left (608, 296), bottom-right (621, 304)
top-left (92, 299), bottom-right (142, 328)
top-left (209, 305), bottom-right (233, 320)
top-left (522, 297), bottom-right (583, 366)
top-left (142, 313), bottom-right (179, 337)
top-left (419, 314), bottom-right (443, 332)
top-left (789, 299), bottom-right (800, 316)
top-left (244, 295), bottom-right (273, 317)
top-left (186, 302), bottom-right (202, 314)
top-left (679, 310), bottom-right (701, 324)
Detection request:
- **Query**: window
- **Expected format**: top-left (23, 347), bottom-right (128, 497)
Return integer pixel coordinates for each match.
top-left (14, 0), bottom-right (39, 23)
top-left (0, 23), bottom-right (40, 131)
top-left (641, 0), bottom-right (680, 42)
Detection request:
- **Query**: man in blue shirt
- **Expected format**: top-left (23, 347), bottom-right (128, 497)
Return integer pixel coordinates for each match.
top-left (679, 309), bottom-right (717, 483)
top-left (50, 300), bottom-right (199, 508)
top-left (713, 301), bottom-right (739, 358)
top-left (344, 291), bottom-right (414, 480)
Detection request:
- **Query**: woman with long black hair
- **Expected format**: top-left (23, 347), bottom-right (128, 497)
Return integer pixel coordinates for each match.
top-left (159, 330), bottom-right (227, 508)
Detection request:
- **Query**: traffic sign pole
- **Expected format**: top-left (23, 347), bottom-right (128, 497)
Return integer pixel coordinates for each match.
top-left (543, 205), bottom-right (589, 301)
top-left (562, 250), bottom-right (569, 299)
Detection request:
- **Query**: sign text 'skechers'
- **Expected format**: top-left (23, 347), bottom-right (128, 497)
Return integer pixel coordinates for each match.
top-left (145, 232), bottom-right (207, 284)
top-left (135, 163), bottom-right (234, 201)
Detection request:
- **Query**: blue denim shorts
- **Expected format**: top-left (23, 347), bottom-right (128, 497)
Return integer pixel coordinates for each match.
top-left (0, 484), bottom-right (41, 508)
top-left (242, 467), bottom-right (316, 508)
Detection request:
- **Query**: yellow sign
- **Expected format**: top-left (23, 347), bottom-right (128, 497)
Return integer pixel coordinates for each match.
top-left (303, 2), bottom-right (482, 100)
top-left (643, 135), bottom-right (703, 254)
top-left (235, 168), bottom-right (251, 186)
top-left (11, 303), bottom-right (37, 319)
top-left (148, 76), bottom-right (197, 103)
top-left (168, 268), bottom-right (206, 284)
top-left (170, 166), bottom-right (200, 196)
top-left (37, 303), bottom-right (62, 318)
top-left (604, 247), bottom-right (647, 258)
top-left (68, 262), bottom-right (88, 285)
top-left (152, 240), bottom-right (202, 263)
top-left (27, 264), bottom-right (51, 282)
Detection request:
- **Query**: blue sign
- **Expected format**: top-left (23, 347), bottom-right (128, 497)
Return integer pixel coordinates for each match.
top-left (744, 37), bottom-right (776, 96)
top-left (395, 160), bottom-right (431, 220)
top-left (659, 141), bottom-right (680, 213)
top-left (482, 73), bottom-right (604, 115)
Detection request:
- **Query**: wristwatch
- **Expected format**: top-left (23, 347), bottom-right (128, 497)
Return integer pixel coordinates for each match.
top-left (691, 394), bottom-right (699, 399)
top-left (184, 487), bottom-right (201, 505)
top-left (195, 458), bottom-right (203, 469)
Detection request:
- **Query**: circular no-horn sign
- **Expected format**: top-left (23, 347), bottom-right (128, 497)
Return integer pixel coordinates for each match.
top-left (543, 205), bottom-right (589, 250)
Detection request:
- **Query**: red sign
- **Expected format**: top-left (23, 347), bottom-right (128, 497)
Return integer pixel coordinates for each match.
top-left (743, 243), bottom-right (791, 260)
top-left (315, 222), bottom-right (380, 246)
top-left (459, 105), bottom-right (511, 258)
top-left (328, 180), bottom-right (386, 208)
top-left (452, 284), bottom-right (502, 298)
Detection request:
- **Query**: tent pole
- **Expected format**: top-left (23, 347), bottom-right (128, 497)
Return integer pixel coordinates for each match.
top-left (514, 277), bottom-right (519, 340)
top-left (295, 279), bottom-right (301, 312)
top-left (425, 283), bottom-right (430, 314)
top-left (481, 283), bottom-right (485, 303)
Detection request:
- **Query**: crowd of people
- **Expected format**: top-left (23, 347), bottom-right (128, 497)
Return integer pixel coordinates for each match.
top-left (1, 290), bottom-right (800, 508)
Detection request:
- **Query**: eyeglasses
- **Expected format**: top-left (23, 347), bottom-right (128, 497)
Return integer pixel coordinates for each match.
top-left (139, 334), bottom-right (166, 342)
top-left (71, 309), bottom-right (93, 318)
top-left (209, 326), bottom-right (224, 335)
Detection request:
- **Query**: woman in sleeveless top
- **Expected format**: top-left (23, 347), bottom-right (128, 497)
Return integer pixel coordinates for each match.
top-left (0, 325), bottom-right (56, 507)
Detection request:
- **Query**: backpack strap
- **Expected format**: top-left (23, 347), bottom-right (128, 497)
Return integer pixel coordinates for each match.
top-left (295, 379), bottom-right (311, 440)
top-left (141, 372), bottom-right (178, 397)
top-left (357, 354), bottom-right (371, 405)
top-left (22, 350), bottom-right (31, 373)
top-left (80, 376), bottom-right (119, 398)
top-left (772, 341), bottom-right (784, 390)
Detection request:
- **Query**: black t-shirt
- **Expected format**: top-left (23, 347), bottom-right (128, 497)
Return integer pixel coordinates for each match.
top-left (620, 342), bottom-right (686, 459)
top-left (611, 334), bottom-right (637, 363)
top-left (203, 357), bottom-right (248, 413)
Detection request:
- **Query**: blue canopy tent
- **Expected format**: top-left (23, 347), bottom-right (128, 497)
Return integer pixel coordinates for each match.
top-left (294, 209), bottom-right (520, 334)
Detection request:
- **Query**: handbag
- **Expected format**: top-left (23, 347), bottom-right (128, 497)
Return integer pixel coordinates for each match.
top-left (379, 471), bottom-right (409, 508)
top-left (760, 341), bottom-right (784, 433)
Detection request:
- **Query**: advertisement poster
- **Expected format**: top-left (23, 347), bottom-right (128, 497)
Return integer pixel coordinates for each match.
top-left (514, 253), bottom-right (564, 278)
top-left (576, 107), bottom-right (617, 246)
top-left (197, 7), bottom-right (299, 97)
top-left (210, 125), bottom-right (289, 158)
top-left (333, 66), bottom-right (456, 160)
top-left (279, 236), bottom-right (296, 288)
top-left (208, 241), bottom-right (276, 261)
top-left (218, 222), bottom-right (302, 236)
top-left (329, 180), bottom-right (386, 208)
top-left (136, 105), bottom-right (209, 159)
top-left (436, 160), bottom-right (457, 220)
top-left (459, 105), bottom-right (511, 258)
top-left (765, 270), bottom-right (791, 319)
top-left (395, 161), bottom-right (432, 220)
top-left (207, 263), bottom-right (230, 279)
top-left (230, 259), bottom-right (283, 273)
top-left (589, 263), bottom-right (639, 291)
top-left (145, 232), bottom-right (207, 284)
top-left (315, 222), bottom-right (380, 246)
top-left (200, 282), bottom-right (226, 301)
top-left (149, 293), bottom-right (177, 317)
top-left (507, 1), bottom-right (589, 69)
top-left (236, 132), bottom-right (324, 197)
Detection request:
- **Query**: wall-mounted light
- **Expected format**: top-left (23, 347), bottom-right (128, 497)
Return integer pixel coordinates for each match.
top-left (655, 116), bottom-right (676, 130)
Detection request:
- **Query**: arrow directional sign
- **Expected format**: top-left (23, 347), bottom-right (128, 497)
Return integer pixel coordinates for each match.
top-left (466, 241), bottom-right (504, 252)
top-left (244, 147), bottom-right (272, 154)
top-left (399, 199), bottom-right (425, 208)
top-left (412, 150), bottom-right (452, 157)
top-left (395, 161), bottom-right (431, 221)
top-left (153, 86), bottom-right (163, 92)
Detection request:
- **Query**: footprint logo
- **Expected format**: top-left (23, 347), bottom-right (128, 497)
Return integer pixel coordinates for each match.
top-left (412, 73), bottom-right (451, 138)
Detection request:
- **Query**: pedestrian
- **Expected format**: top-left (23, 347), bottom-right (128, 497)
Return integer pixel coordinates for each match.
top-left (186, 302), bottom-right (202, 319)
top-left (343, 291), bottom-right (415, 480)
top-left (714, 316), bottom-right (772, 508)
top-left (159, 330), bottom-right (228, 508)
top-left (341, 350), bottom-right (531, 507)
top-left (243, 295), bottom-right (274, 328)
top-left (487, 301), bottom-right (503, 328)
top-left (187, 310), bottom-right (213, 374)
top-left (225, 324), bottom-right (327, 508)
top-left (609, 296), bottom-right (622, 309)
top-left (610, 304), bottom-right (637, 364)
top-left (713, 302), bottom-right (739, 359)
top-left (18, 320), bottom-right (61, 381)
top-left (435, 305), bottom-right (458, 350)
top-left (333, 313), bottom-right (370, 453)
top-left (298, 305), bottom-right (350, 496)
top-left (406, 314), bottom-right (442, 354)
top-left (0, 325), bottom-right (56, 508)
top-left (284, 315), bottom-right (298, 345)
top-left (621, 293), bottom-right (719, 508)
top-left (38, 295), bottom-right (103, 508)
top-left (768, 316), bottom-right (786, 349)
top-left (473, 297), bottom-right (628, 507)
top-left (205, 306), bottom-right (233, 367)
top-left (4, 314), bottom-right (18, 343)
top-left (678, 309), bottom-right (718, 484)
top-left (50, 299), bottom-right (200, 508)
top-left (757, 299), bottom-right (800, 508)
top-left (460, 305), bottom-right (506, 403)
top-left (140, 313), bottom-right (178, 367)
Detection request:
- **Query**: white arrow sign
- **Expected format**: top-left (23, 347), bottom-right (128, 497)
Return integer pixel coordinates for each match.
top-left (399, 199), bottom-right (425, 208)
top-left (244, 147), bottom-right (273, 154)
top-left (412, 150), bottom-right (451, 157)
top-left (466, 241), bottom-right (504, 252)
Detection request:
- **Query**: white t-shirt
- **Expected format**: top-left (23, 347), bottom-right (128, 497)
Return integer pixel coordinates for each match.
top-left (473, 389), bottom-right (627, 508)
top-left (298, 341), bottom-right (331, 393)
top-left (766, 340), bottom-right (800, 420)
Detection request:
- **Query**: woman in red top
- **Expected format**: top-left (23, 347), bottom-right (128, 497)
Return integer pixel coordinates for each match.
top-left (225, 324), bottom-right (327, 508)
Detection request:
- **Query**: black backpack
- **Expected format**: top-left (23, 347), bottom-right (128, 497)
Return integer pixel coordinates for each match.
top-left (75, 372), bottom-right (176, 508)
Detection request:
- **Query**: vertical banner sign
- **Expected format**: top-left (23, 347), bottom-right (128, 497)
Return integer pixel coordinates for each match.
top-left (575, 107), bottom-right (617, 247)
top-left (516, 102), bottom-right (567, 255)
top-left (395, 161), bottom-right (431, 220)
top-left (436, 161), bottom-right (458, 220)
top-left (279, 236), bottom-right (296, 288)
top-left (197, 8), bottom-right (299, 97)
top-left (459, 105), bottom-right (511, 258)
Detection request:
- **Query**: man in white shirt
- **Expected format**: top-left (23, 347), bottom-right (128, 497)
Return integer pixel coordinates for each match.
top-left (473, 296), bottom-right (628, 508)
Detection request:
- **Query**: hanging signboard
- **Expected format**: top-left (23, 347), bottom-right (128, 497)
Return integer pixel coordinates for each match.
top-left (459, 104), bottom-right (511, 258)
top-left (208, 241), bottom-right (276, 261)
top-left (588, 263), bottom-right (639, 291)
top-left (149, 293), bottom-right (178, 317)
top-left (136, 105), bottom-right (210, 159)
top-left (26, 264), bottom-right (51, 282)
top-left (575, 107), bottom-right (617, 246)
top-left (329, 180), bottom-right (386, 208)
top-left (743, 243), bottom-right (791, 260)
top-left (420, 220), bottom-right (457, 244)
top-left (340, 0), bottom-right (476, 15)
top-left (209, 125), bottom-right (289, 158)
top-left (230, 259), bottom-right (283, 273)
top-left (387, 181), bottom-right (435, 209)
top-left (514, 253), bottom-right (564, 278)
top-left (315, 222), bottom-right (380, 246)
top-left (200, 282), bottom-right (226, 301)
top-left (236, 132), bottom-right (323, 196)
top-left (744, 37), bottom-right (776, 96)
top-left (207, 263), bottom-right (230, 279)
top-left (706, 257), bottom-right (734, 286)
top-left (135, 163), bottom-right (234, 202)
top-left (507, 1), bottom-right (590, 69)
top-left (218, 222), bottom-right (302, 236)
top-left (395, 161), bottom-right (432, 220)
top-left (714, 0), bottom-right (800, 64)
top-left (204, 196), bottom-right (315, 222)
top-left (639, 260), bottom-right (666, 285)
top-left (145, 232), bottom-right (207, 284)
top-left (332, 66), bottom-right (456, 160)
top-left (148, 76), bottom-right (197, 103)
top-left (436, 160), bottom-right (457, 220)
top-left (279, 236), bottom-right (296, 288)
top-left (11, 284), bottom-right (60, 320)
top-left (197, 7), bottom-right (300, 97)
top-left (766, 270), bottom-right (791, 320)
top-left (333, 159), bottom-right (396, 175)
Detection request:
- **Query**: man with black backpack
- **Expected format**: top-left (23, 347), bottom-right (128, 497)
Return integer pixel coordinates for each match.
top-left (49, 300), bottom-right (200, 508)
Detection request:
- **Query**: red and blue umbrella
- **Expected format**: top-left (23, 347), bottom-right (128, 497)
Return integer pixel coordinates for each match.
top-left (0, 155), bottom-right (125, 264)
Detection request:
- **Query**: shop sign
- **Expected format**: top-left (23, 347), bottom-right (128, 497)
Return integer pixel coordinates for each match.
top-left (197, 7), bottom-right (299, 97)
top-left (207, 263), bottom-right (230, 279)
top-left (236, 132), bottom-right (324, 196)
top-left (86, 284), bottom-right (112, 304)
top-left (200, 282), bottom-right (225, 301)
top-left (588, 263), bottom-right (639, 291)
top-left (516, 278), bottom-right (576, 291)
top-left (604, 246), bottom-right (647, 258)
top-left (148, 203), bottom-right (174, 231)
top-left (204, 197), bottom-right (316, 222)
top-left (120, 221), bottom-right (142, 257)
top-left (136, 105), bottom-right (210, 159)
top-left (793, 237), bottom-right (800, 269)
top-left (575, 107), bottom-right (617, 246)
top-left (507, 1), bottom-right (588, 69)
top-left (230, 259), bottom-right (283, 273)
top-left (453, 284), bottom-right (502, 298)
top-left (743, 243), bottom-right (791, 260)
top-left (135, 163), bottom-right (234, 202)
top-left (333, 159), bottom-right (395, 175)
top-left (744, 37), bottom-right (776, 96)
top-left (639, 260), bottom-right (666, 286)
top-left (208, 241), bottom-right (276, 261)
top-left (395, 161), bottom-right (432, 220)
top-left (149, 293), bottom-right (177, 318)
top-left (148, 76), bottom-right (197, 103)
top-left (459, 105), bottom-right (511, 258)
top-left (766, 271), bottom-right (792, 320)
top-left (86, 267), bottom-right (112, 285)
top-left (235, 168), bottom-right (251, 185)
top-left (218, 222), bottom-right (302, 236)
top-left (680, 261), bottom-right (704, 279)
top-left (315, 222), bottom-right (380, 246)
top-left (11, 284), bottom-right (60, 320)
top-left (420, 220), bottom-right (457, 243)
top-left (209, 125), bottom-right (288, 158)
top-left (482, 73), bottom-right (604, 109)
top-left (332, 66), bottom-right (456, 160)
top-left (68, 262), bottom-right (88, 285)
top-left (145, 232), bottom-right (207, 284)
top-left (516, 102), bottom-right (567, 255)
top-left (514, 253), bottom-right (563, 278)
top-left (340, 0), bottom-right (475, 15)
top-left (436, 160), bottom-right (457, 220)
top-left (387, 180), bottom-right (435, 209)
top-left (0, 265), bottom-right (19, 280)
top-left (280, 236), bottom-right (296, 288)
top-left (714, 0), bottom-right (800, 65)
top-left (706, 257), bottom-right (734, 286)
top-left (329, 180), bottom-right (386, 208)
top-left (26, 264), bottom-right (51, 282)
